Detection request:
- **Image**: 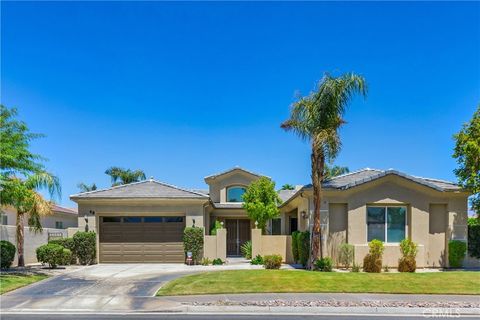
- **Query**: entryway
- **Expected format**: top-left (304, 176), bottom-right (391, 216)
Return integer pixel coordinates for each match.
top-left (225, 219), bottom-right (251, 256)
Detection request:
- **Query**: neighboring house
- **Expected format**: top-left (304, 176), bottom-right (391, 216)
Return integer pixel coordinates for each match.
top-left (0, 204), bottom-right (78, 229)
top-left (70, 167), bottom-right (469, 267)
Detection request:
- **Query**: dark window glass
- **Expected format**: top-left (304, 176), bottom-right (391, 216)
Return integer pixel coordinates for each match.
top-left (387, 207), bottom-right (406, 242)
top-left (271, 218), bottom-right (281, 235)
top-left (367, 207), bottom-right (386, 242)
top-left (227, 186), bottom-right (246, 202)
top-left (123, 217), bottom-right (142, 223)
top-left (164, 217), bottom-right (183, 223)
top-left (103, 217), bottom-right (121, 223)
top-left (290, 217), bottom-right (298, 235)
top-left (144, 217), bottom-right (163, 223)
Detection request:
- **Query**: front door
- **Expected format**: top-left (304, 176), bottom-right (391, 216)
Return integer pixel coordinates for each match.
top-left (226, 219), bottom-right (251, 256)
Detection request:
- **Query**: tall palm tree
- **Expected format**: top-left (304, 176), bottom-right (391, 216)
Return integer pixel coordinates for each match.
top-left (324, 164), bottom-right (350, 180)
top-left (2, 172), bottom-right (61, 266)
top-left (105, 167), bottom-right (146, 186)
top-left (281, 73), bottom-right (367, 267)
top-left (77, 182), bottom-right (97, 192)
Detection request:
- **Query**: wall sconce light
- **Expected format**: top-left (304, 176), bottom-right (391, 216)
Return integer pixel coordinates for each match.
top-left (255, 221), bottom-right (259, 229)
top-left (301, 211), bottom-right (308, 219)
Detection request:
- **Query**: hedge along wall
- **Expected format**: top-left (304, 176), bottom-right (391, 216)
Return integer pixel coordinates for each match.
top-left (0, 225), bottom-right (68, 265)
top-left (468, 225), bottom-right (480, 259)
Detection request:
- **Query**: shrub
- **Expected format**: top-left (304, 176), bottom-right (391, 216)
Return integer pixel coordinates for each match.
top-left (0, 240), bottom-right (16, 269)
top-left (339, 243), bottom-right (354, 269)
top-left (73, 231), bottom-right (96, 265)
top-left (291, 231), bottom-right (300, 263)
top-left (398, 257), bottom-right (416, 272)
top-left (250, 254), bottom-right (264, 265)
top-left (183, 227), bottom-right (204, 264)
top-left (36, 243), bottom-right (71, 268)
top-left (351, 262), bottom-right (361, 272)
top-left (49, 238), bottom-right (77, 264)
top-left (212, 258), bottom-right (224, 265)
top-left (201, 258), bottom-right (211, 266)
top-left (314, 257), bottom-right (333, 272)
top-left (210, 220), bottom-right (222, 235)
top-left (398, 239), bottom-right (418, 272)
top-left (383, 265), bottom-right (389, 272)
top-left (468, 224), bottom-right (480, 259)
top-left (298, 231), bottom-right (310, 267)
top-left (241, 240), bottom-right (252, 260)
top-left (263, 254), bottom-right (282, 269)
top-left (363, 239), bottom-right (384, 273)
top-left (448, 240), bottom-right (467, 268)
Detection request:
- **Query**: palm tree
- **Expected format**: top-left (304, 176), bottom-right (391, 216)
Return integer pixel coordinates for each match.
top-left (281, 72), bottom-right (367, 268)
top-left (77, 182), bottom-right (97, 192)
top-left (2, 172), bottom-right (61, 266)
top-left (105, 167), bottom-right (146, 186)
top-left (324, 164), bottom-right (350, 180)
top-left (281, 184), bottom-right (295, 190)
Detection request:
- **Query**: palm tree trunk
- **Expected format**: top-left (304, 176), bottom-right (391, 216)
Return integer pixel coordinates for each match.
top-left (16, 211), bottom-right (25, 267)
top-left (310, 147), bottom-right (325, 269)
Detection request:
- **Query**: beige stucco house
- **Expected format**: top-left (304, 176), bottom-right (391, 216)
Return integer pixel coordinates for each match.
top-left (70, 167), bottom-right (469, 267)
top-left (1, 204), bottom-right (78, 229)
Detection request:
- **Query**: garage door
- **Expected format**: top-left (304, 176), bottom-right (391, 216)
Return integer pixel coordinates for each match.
top-left (99, 216), bottom-right (185, 263)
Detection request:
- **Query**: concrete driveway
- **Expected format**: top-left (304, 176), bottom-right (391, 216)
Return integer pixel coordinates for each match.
top-left (1, 262), bottom-right (270, 312)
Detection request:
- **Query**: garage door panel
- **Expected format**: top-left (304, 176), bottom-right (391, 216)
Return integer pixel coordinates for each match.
top-left (99, 216), bottom-right (185, 263)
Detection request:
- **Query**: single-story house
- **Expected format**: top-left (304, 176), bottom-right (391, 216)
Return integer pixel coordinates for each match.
top-left (1, 204), bottom-right (78, 229)
top-left (70, 167), bottom-right (469, 267)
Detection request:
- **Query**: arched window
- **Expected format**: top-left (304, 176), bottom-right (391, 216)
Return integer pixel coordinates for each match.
top-left (226, 186), bottom-right (246, 202)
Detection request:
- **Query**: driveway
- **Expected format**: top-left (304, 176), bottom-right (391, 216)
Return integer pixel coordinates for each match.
top-left (1, 262), bottom-right (269, 312)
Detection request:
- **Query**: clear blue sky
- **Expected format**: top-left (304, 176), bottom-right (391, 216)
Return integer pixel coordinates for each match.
top-left (1, 2), bottom-right (479, 208)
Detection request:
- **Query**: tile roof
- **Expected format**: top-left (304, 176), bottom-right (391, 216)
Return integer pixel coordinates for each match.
top-left (204, 166), bottom-right (267, 182)
top-left (302, 168), bottom-right (462, 192)
top-left (70, 179), bottom-right (209, 200)
top-left (52, 204), bottom-right (77, 215)
top-left (278, 189), bottom-right (298, 203)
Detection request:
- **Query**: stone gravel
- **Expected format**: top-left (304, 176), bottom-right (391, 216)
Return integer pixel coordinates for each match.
top-left (188, 299), bottom-right (480, 308)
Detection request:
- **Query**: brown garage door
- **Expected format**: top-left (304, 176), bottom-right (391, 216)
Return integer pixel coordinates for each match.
top-left (99, 216), bottom-right (185, 263)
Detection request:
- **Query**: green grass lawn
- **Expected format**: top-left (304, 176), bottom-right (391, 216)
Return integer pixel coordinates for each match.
top-left (157, 270), bottom-right (480, 296)
top-left (0, 274), bottom-right (48, 295)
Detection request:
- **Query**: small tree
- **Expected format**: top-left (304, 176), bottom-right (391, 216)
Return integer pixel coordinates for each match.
top-left (242, 177), bottom-right (282, 233)
top-left (453, 106), bottom-right (480, 216)
top-left (183, 227), bottom-right (204, 264)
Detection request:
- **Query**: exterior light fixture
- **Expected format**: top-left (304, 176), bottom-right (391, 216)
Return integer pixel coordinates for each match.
top-left (301, 211), bottom-right (308, 219)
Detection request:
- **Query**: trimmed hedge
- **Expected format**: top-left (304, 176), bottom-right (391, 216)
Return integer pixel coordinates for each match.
top-left (36, 243), bottom-right (72, 268)
top-left (263, 254), bottom-right (282, 269)
top-left (398, 239), bottom-right (418, 272)
top-left (448, 240), bottom-right (467, 268)
top-left (49, 238), bottom-right (77, 264)
top-left (0, 240), bottom-right (16, 269)
top-left (291, 231), bottom-right (300, 263)
top-left (363, 239), bottom-right (384, 273)
top-left (468, 225), bottom-right (480, 259)
top-left (298, 231), bottom-right (310, 267)
top-left (73, 232), bottom-right (96, 265)
top-left (183, 227), bottom-right (204, 264)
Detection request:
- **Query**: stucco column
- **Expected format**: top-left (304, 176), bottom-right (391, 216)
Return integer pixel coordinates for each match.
top-left (216, 228), bottom-right (227, 261)
top-left (251, 228), bottom-right (262, 258)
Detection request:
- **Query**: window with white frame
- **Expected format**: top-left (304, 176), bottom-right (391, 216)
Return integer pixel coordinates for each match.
top-left (367, 206), bottom-right (406, 242)
top-left (1, 214), bottom-right (7, 225)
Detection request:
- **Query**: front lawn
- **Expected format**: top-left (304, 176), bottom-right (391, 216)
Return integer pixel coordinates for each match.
top-left (0, 274), bottom-right (48, 294)
top-left (157, 270), bottom-right (480, 296)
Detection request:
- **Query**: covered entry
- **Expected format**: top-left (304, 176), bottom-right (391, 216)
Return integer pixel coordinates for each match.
top-left (225, 219), bottom-right (251, 256)
top-left (99, 216), bottom-right (185, 263)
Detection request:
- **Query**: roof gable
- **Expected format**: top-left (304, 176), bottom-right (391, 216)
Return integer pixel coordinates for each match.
top-left (70, 179), bottom-right (209, 200)
top-left (204, 167), bottom-right (267, 183)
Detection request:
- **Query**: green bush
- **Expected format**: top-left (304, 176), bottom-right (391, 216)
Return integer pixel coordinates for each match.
top-left (339, 243), bottom-right (354, 269)
top-left (183, 227), bottom-right (204, 264)
top-left (250, 254), bottom-right (264, 265)
top-left (363, 239), bottom-right (384, 273)
top-left (263, 254), bottom-right (282, 269)
top-left (398, 239), bottom-right (418, 272)
top-left (298, 231), bottom-right (310, 267)
top-left (351, 262), bottom-right (361, 272)
top-left (448, 240), bottom-right (467, 268)
top-left (210, 220), bottom-right (222, 235)
top-left (0, 240), bottom-right (16, 269)
top-left (468, 225), bottom-right (480, 259)
top-left (201, 257), bottom-right (211, 266)
top-left (212, 258), bottom-right (224, 265)
top-left (314, 257), bottom-right (333, 272)
top-left (73, 232), bottom-right (96, 265)
top-left (241, 240), bottom-right (252, 260)
top-left (291, 231), bottom-right (300, 263)
top-left (36, 243), bottom-right (71, 268)
top-left (49, 238), bottom-right (77, 264)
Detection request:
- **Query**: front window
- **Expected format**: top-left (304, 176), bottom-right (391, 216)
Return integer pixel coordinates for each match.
top-left (55, 221), bottom-right (63, 229)
top-left (226, 186), bottom-right (246, 202)
top-left (1, 214), bottom-right (7, 225)
top-left (367, 206), bottom-right (406, 242)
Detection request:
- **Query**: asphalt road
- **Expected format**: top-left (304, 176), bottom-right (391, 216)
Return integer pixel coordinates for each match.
top-left (1, 314), bottom-right (478, 320)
